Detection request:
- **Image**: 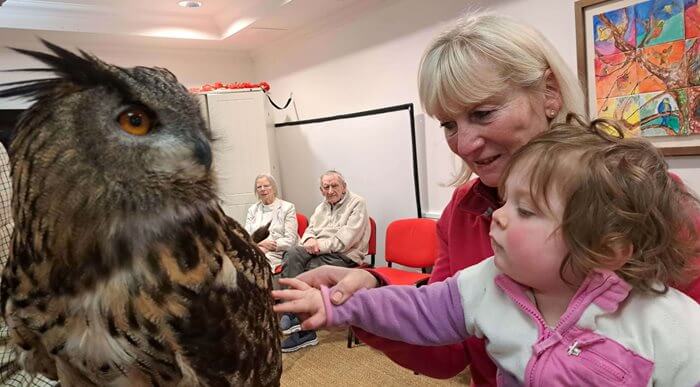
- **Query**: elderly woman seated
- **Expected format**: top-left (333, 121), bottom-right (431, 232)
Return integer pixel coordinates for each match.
top-left (244, 173), bottom-right (298, 271)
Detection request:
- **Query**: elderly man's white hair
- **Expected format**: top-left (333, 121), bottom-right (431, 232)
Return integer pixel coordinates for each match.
top-left (319, 170), bottom-right (347, 187)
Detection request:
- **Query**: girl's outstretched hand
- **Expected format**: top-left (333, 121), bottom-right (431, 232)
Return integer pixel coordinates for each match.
top-left (296, 266), bottom-right (378, 305)
top-left (272, 278), bottom-right (327, 331)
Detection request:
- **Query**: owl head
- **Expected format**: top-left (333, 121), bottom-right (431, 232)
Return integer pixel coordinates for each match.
top-left (0, 40), bottom-right (215, 216)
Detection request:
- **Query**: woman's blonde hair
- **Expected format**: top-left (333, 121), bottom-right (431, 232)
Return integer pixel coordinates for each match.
top-left (418, 12), bottom-right (586, 185)
top-left (253, 173), bottom-right (278, 200)
top-left (501, 114), bottom-right (699, 293)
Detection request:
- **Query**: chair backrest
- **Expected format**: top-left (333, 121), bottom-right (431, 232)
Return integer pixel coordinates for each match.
top-left (385, 218), bottom-right (438, 268)
top-left (367, 217), bottom-right (376, 266)
top-left (296, 212), bottom-right (308, 237)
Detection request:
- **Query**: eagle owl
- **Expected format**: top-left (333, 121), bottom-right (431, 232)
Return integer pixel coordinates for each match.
top-left (0, 41), bottom-right (282, 386)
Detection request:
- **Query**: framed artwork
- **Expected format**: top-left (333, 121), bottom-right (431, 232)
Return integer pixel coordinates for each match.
top-left (575, 0), bottom-right (700, 156)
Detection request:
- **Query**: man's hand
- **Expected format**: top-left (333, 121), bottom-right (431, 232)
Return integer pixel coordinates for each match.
top-left (272, 278), bottom-right (326, 330)
top-left (303, 238), bottom-right (320, 254)
top-left (258, 239), bottom-right (277, 252)
top-left (297, 266), bottom-right (379, 305)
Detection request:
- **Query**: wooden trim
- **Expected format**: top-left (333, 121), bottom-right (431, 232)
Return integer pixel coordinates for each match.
top-left (574, 0), bottom-right (615, 106)
top-left (661, 146), bottom-right (700, 157)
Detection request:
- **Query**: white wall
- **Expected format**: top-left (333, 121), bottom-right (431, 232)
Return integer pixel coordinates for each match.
top-left (251, 0), bottom-right (700, 217)
top-left (0, 29), bottom-right (255, 109)
top-left (2, 0), bottom-right (698, 217)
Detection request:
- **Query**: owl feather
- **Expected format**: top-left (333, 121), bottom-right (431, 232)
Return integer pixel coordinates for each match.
top-left (0, 40), bottom-right (281, 386)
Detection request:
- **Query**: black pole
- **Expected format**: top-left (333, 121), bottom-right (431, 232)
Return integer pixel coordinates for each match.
top-left (274, 104), bottom-right (413, 127)
top-left (407, 104), bottom-right (422, 218)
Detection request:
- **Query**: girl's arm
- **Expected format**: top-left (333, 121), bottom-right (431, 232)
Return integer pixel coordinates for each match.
top-left (325, 277), bottom-right (468, 346)
top-left (274, 276), bottom-right (469, 346)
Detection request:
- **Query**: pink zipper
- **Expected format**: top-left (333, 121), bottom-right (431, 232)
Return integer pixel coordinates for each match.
top-left (494, 279), bottom-right (550, 387)
top-left (494, 273), bottom-right (619, 386)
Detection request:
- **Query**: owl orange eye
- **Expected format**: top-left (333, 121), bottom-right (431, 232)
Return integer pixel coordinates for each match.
top-left (117, 107), bottom-right (152, 136)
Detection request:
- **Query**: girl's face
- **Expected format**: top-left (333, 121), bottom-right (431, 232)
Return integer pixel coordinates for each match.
top-left (489, 166), bottom-right (573, 293)
top-left (437, 86), bottom-right (552, 188)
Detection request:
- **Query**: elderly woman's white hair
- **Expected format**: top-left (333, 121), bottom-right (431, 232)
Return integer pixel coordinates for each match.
top-left (418, 12), bottom-right (586, 185)
top-left (253, 173), bottom-right (279, 200)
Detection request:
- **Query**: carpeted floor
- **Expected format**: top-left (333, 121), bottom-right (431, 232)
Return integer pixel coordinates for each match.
top-left (281, 329), bottom-right (470, 386)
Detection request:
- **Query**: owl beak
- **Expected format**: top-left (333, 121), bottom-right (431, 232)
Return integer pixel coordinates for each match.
top-left (193, 137), bottom-right (212, 171)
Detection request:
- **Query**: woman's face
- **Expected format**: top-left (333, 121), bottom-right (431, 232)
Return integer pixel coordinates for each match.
top-left (438, 87), bottom-right (551, 187)
top-left (256, 177), bottom-right (275, 204)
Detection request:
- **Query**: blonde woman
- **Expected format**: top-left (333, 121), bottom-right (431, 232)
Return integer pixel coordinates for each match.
top-left (274, 117), bottom-right (700, 385)
top-left (293, 12), bottom-right (700, 386)
top-left (244, 174), bottom-right (298, 271)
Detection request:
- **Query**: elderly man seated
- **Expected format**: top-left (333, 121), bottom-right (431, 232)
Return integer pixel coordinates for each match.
top-left (279, 170), bottom-right (370, 352)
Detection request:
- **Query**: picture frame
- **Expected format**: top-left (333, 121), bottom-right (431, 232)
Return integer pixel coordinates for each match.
top-left (575, 0), bottom-right (700, 156)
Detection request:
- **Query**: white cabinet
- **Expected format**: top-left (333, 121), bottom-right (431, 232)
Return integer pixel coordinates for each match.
top-left (197, 89), bottom-right (279, 224)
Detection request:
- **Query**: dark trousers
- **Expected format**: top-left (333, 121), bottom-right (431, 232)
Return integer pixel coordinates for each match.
top-left (281, 246), bottom-right (357, 279)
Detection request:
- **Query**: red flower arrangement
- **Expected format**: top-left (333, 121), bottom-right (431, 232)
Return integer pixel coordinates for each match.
top-left (189, 81), bottom-right (270, 93)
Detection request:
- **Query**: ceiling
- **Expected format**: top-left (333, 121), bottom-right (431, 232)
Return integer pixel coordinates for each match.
top-left (0, 0), bottom-right (368, 51)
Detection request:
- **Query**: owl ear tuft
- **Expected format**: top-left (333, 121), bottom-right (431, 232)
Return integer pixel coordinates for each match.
top-left (0, 39), bottom-right (131, 101)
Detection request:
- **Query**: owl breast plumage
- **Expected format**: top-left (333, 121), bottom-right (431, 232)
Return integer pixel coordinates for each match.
top-left (0, 41), bottom-right (281, 386)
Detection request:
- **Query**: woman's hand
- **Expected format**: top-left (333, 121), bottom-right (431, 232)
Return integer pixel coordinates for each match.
top-left (297, 266), bottom-right (379, 305)
top-left (258, 239), bottom-right (277, 252)
top-left (272, 278), bottom-right (326, 330)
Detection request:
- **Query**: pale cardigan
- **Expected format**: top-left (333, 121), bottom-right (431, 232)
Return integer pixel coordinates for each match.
top-left (244, 198), bottom-right (298, 268)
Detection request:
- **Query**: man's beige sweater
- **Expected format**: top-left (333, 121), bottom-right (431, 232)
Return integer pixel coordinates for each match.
top-left (301, 191), bottom-right (370, 264)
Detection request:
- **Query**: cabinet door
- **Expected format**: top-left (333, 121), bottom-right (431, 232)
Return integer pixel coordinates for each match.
top-left (206, 91), bottom-right (272, 224)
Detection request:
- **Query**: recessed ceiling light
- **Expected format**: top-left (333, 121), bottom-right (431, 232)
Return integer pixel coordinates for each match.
top-left (178, 1), bottom-right (202, 8)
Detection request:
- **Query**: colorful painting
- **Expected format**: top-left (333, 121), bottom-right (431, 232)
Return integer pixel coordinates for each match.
top-left (594, 7), bottom-right (637, 55)
top-left (688, 86), bottom-right (700, 132)
top-left (635, 0), bottom-right (684, 46)
top-left (595, 52), bottom-right (640, 98)
top-left (685, 0), bottom-right (700, 38)
top-left (637, 90), bottom-right (685, 135)
top-left (586, 0), bottom-right (700, 143)
top-left (638, 40), bottom-right (686, 92)
top-left (688, 38), bottom-right (700, 84)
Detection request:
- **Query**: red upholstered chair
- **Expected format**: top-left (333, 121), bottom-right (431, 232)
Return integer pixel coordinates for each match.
top-left (348, 218), bottom-right (438, 348)
top-left (372, 218), bottom-right (438, 285)
top-left (296, 212), bottom-right (308, 238)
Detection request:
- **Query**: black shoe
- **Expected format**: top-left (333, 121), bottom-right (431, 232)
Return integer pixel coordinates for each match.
top-left (281, 331), bottom-right (318, 353)
top-left (279, 313), bottom-right (301, 335)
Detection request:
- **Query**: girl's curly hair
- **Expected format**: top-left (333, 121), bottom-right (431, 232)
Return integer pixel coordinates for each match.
top-left (500, 113), bottom-right (699, 293)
